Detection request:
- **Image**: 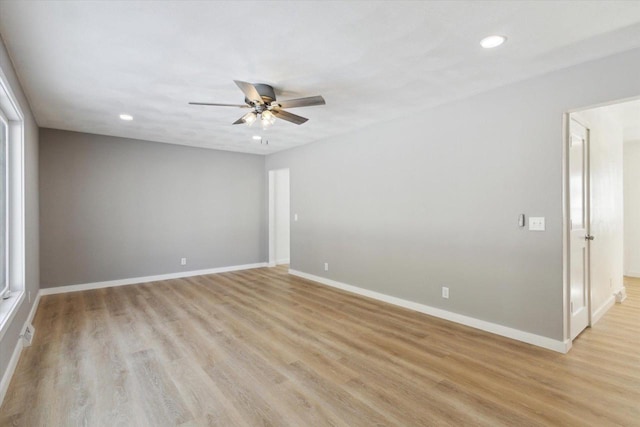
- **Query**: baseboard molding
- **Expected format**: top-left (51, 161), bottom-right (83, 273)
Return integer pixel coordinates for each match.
top-left (40, 262), bottom-right (268, 296)
top-left (0, 333), bottom-right (23, 407)
top-left (289, 269), bottom-right (571, 354)
top-left (0, 290), bottom-right (42, 407)
top-left (591, 295), bottom-right (615, 326)
top-left (624, 271), bottom-right (640, 278)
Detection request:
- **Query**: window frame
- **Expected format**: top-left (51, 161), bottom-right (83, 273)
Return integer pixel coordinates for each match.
top-left (0, 65), bottom-right (26, 343)
top-left (0, 108), bottom-right (8, 299)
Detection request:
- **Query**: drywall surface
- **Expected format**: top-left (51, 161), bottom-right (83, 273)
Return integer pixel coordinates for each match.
top-left (274, 169), bottom-right (290, 264)
top-left (39, 129), bottom-right (265, 287)
top-left (266, 48), bottom-right (640, 341)
top-left (573, 108), bottom-right (623, 315)
top-left (0, 35), bottom-right (39, 391)
top-left (624, 140), bottom-right (640, 277)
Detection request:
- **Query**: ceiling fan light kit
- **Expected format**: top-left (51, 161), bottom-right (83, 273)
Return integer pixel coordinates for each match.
top-left (190, 80), bottom-right (326, 128)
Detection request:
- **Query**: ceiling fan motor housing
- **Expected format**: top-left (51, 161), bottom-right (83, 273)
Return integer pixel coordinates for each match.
top-left (245, 83), bottom-right (276, 105)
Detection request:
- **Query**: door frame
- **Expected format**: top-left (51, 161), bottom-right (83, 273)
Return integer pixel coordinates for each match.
top-left (268, 168), bottom-right (290, 267)
top-left (562, 95), bottom-right (640, 346)
top-left (563, 114), bottom-right (592, 344)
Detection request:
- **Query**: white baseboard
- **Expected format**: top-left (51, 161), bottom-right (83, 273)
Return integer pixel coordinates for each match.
top-left (289, 269), bottom-right (571, 354)
top-left (0, 333), bottom-right (23, 408)
top-left (624, 271), bottom-right (640, 278)
top-left (591, 295), bottom-right (615, 326)
top-left (0, 292), bottom-right (40, 408)
top-left (40, 262), bottom-right (268, 296)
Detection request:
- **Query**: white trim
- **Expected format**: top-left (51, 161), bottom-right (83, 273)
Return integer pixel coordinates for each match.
top-left (289, 269), bottom-right (571, 354)
top-left (591, 295), bottom-right (615, 326)
top-left (624, 271), bottom-right (640, 278)
top-left (40, 263), bottom-right (268, 295)
top-left (0, 330), bottom-right (23, 407)
top-left (0, 291), bottom-right (37, 407)
top-left (561, 112), bottom-right (571, 342)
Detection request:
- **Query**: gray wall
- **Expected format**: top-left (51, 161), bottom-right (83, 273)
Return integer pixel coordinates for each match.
top-left (266, 48), bottom-right (640, 342)
top-left (0, 35), bottom-right (39, 386)
top-left (40, 129), bottom-right (265, 287)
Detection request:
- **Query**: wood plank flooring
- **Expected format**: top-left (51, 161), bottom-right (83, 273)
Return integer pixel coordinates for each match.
top-left (1, 267), bottom-right (639, 426)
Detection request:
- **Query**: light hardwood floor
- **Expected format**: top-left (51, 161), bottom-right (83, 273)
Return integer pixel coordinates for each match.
top-left (1, 267), bottom-right (639, 426)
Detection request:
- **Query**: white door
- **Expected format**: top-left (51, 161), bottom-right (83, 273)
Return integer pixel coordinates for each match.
top-left (569, 118), bottom-right (591, 340)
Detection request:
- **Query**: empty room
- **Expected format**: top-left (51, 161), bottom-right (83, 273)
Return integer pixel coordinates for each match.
top-left (0, 1), bottom-right (639, 425)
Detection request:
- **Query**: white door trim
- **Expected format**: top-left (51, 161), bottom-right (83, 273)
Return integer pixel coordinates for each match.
top-left (562, 113), bottom-right (570, 342)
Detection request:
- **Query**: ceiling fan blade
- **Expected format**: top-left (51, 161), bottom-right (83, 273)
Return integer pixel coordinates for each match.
top-left (189, 102), bottom-right (249, 108)
top-left (272, 109), bottom-right (309, 125)
top-left (234, 80), bottom-right (264, 105)
top-left (275, 95), bottom-right (325, 109)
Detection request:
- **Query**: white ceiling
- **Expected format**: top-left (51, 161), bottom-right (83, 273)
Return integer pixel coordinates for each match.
top-left (1, 1), bottom-right (640, 155)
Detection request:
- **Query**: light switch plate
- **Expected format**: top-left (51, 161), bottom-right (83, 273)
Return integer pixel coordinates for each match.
top-left (529, 217), bottom-right (545, 231)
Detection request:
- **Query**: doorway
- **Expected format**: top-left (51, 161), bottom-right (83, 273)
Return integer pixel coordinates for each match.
top-left (268, 168), bottom-right (290, 267)
top-left (564, 97), bottom-right (639, 342)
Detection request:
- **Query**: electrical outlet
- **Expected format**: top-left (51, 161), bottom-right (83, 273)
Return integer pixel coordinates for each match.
top-left (294, 213), bottom-right (298, 222)
top-left (442, 286), bottom-right (449, 299)
top-left (324, 262), bottom-right (329, 271)
top-left (181, 258), bottom-right (187, 266)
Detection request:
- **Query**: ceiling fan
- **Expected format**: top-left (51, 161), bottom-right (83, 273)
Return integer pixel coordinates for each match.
top-left (189, 80), bottom-right (325, 128)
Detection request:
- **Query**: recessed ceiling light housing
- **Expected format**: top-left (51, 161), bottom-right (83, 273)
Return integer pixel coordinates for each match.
top-left (119, 114), bottom-right (133, 121)
top-left (252, 135), bottom-right (262, 140)
top-left (480, 35), bottom-right (507, 49)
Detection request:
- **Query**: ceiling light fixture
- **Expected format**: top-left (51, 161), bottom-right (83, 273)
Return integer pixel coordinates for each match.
top-left (119, 114), bottom-right (133, 121)
top-left (242, 112), bottom-right (258, 126)
top-left (480, 35), bottom-right (507, 49)
top-left (252, 135), bottom-right (262, 140)
top-left (260, 110), bottom-right (276, 129)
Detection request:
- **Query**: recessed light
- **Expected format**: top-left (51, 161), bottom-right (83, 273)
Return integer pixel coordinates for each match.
top-left (480, 35), bottom-right (507, 49)
top-left (252, 135), bottom-right (262, 140)
top-left (119, 114), bottom-right (133, 121)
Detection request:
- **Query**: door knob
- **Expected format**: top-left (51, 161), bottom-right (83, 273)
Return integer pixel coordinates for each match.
top-left (585, 235), bottom-right (595, 241)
